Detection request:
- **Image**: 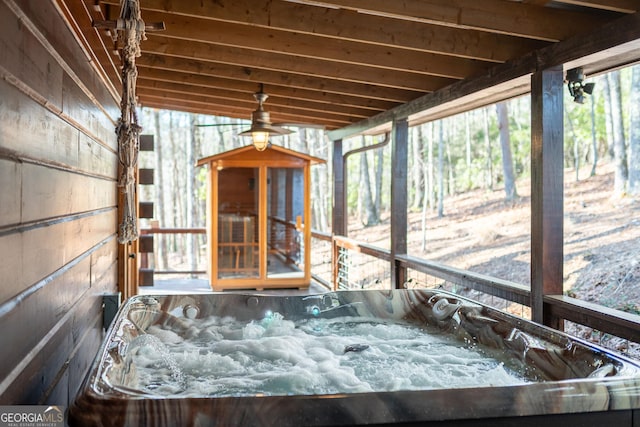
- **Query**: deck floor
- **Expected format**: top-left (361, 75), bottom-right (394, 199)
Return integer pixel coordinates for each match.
top-left (138, 278), bottom-right (329, 296)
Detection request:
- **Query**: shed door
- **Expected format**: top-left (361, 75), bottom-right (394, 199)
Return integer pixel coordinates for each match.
top-left (217, 167), bottom-right (259, 279)
top-left (267, 167), bottom-right (305, 279)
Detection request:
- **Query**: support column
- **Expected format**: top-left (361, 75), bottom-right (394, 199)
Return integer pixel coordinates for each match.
top-left (530, 66), bottom-right (564, 327)
top-left (332, 139), bottom-right (346, 236)
top-left (390, 118), bottom-right (409, 288)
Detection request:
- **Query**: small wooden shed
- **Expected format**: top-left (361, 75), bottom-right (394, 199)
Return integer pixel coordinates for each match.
top-left (197, 145), bottom-right (325, 290)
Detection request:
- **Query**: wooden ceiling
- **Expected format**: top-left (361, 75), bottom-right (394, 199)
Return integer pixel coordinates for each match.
top-left (59, 0), bottom-right (640, 136)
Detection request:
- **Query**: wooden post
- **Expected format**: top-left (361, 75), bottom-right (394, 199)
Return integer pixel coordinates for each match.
top-left (332, 139), bottom-right (346, 236)
top-left (304, 163), bottom-right (312, 284)
top-left (391, 118), bottom-right (409, 288)
top-left (530, 66), bottom-right (564, 327)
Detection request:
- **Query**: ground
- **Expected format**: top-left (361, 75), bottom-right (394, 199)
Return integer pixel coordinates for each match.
top-left (348, 162), bottom-right (640, 352)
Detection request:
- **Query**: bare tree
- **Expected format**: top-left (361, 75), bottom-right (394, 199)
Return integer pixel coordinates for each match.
top-left (601, 75), bottom-right (614, 160)
top-left (629, 65), bottom-right (640, 195)
top-left (374, 142), bottom-right (384, 215)
top-left (316, 129), bottom-right (331, 231)
top-left (153, 110), bottom-right (169, 269)
top-left (421, 123), bottom-right (431, 253)
top-left (565, 106), bottom-right (581, 182)
top-left (589, 91), bottom-right (599, 177)
top-left (187, 115), bottom-right (199, 277)
top-left (411, 126), bottom-right (424, 210)
top-left (358, 137), bottom-right (379, 226)
top-left (607, 71), bottom-right (628, 195)
top-left (445, 124), bottom-right (455, 196)
top-left (496, 102), bottom-right (518, 201)
top-left (427, 122), bottom-right (435, 211)
top-left (465, 112), bottom-right (472, 190)
top-left (484, 107), bottom-right (494, 190)
top-left (438, 120), bottom-right (445, 218)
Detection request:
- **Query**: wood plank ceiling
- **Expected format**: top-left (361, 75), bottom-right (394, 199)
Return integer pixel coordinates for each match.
top-left (58, 0), bottom-right (638, 132)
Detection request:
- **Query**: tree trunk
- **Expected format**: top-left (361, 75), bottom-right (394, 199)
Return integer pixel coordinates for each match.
top-left (153, 110), bottom-right (169, 270)
top-left (216, 116), bottom-right (228, 152)
top-left (420, 125), bottom-right (431, 252)
top-left (374, 141), bottom-right (384, 215)
top-left (358, 137), bottom-right (378, 226)
top-left (427, 122), bottom-right (435, 211)
top-left (421, 144), bottom-right (428, 253)
top-left (601, 75), bottom-right (615, 160)
top-left (564, 107), bottom-right (581, 182)
top-left (629, 65), bottom-right (640, 195)
top-left (438, 120), bottom-right (445, 218)
top-left (465, 112), bottom-right (472, 190)
top-left (169, 112), bottom-right (184, 258)
top-left (187, 115), bottom-right (198, 277)
top-left (445, 125), bottom-right (455, 196)
top-left (607, 71), bottom-right (628, 195)
top-left (484, 107), bottom-right (494, 190)
top-left (589, 92), bottom-right (599, 177)
top-left (411, 126), bottom-right (424, 210)
top-left (321, 160), bottom-right (329, 231)
top-left (496, 102), bottom-right (517, 201)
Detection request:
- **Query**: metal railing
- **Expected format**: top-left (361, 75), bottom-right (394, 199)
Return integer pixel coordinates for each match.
top-left (137, 226), bottom-right (640, 355)
top-left (310, 230), bottom-right (332, 287)
top-left (331, 235), bottom-right (391, 290)
top-left (329, 234), bottom-right (640, 357)
top-left (139, 227), bottom-right (207, 276)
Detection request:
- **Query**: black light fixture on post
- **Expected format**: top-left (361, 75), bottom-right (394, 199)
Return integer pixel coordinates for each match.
top-left (566, 67), bottom-right (595, 104)
top-left (238, 84), bottom-right (293, 151)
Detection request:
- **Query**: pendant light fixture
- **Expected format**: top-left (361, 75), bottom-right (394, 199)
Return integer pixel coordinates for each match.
top-left (238, 84), bottom-right (293, 151)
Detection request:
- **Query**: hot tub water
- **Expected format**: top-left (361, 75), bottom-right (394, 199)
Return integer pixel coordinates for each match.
top-left (126, 311), bottom-right (530, 397)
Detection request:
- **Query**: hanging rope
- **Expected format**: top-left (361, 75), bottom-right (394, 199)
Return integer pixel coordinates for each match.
top-left (116, 0), bottom-right (146, 243)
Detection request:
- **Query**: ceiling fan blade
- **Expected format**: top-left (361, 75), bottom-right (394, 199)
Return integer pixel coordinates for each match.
top-left (195, 122), bottom-right (250, 128)
top-left (273, 122), bottom-right (326, 130)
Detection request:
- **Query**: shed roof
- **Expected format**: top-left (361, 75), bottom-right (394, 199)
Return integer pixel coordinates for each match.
top-left (196, 144), bottom-right (326, 167)
top-left (62, 1), bottom-right (640, 137)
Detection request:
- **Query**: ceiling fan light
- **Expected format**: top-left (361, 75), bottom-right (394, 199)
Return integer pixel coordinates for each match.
top-left (252, 131), bottom-right (270, 151)
top-left (238, 84), bottom-right (294, 150)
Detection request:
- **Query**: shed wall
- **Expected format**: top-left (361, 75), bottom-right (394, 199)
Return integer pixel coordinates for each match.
top-left (0, 0), bottom-right (119, 406)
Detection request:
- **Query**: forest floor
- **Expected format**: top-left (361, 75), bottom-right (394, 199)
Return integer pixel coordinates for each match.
top-left (348, 161), bottom-right (640, 354)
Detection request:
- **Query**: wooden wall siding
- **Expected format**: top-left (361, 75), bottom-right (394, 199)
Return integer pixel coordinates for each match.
top-left (0, 0), bottom-right (120, 407)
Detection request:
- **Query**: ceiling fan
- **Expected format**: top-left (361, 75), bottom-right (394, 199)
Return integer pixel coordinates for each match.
top-left (236, 85), bottom-right (293, 151)
top-left (195, 84), bottom-right (324, 150)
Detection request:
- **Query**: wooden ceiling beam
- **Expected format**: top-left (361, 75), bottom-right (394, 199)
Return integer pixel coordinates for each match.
top-left (299, 0), bottom-right (617, 41)
top-left (139, 98), bottom-right (341, 130)
top-left (139, 10), bottom-right (493, 80)
top-left (136, 78), bottom-right (375, 119)
top-left (101, 0), bottom-right (549, 63)
top-left (139, 89), bottom-right (360, 124)
top-left (554, 0), bottom-right (638, 13)
top-left (137, 54), bottom-right (424, 103)
top-left (138, 98), bottom-right (347, 129)
top-left (329, 9), bottom-right (640, 140)
top-left (137, 66), bottom-right (398, 111)
top-left (140, 36), bottom-right (455, 93)
top-left (138, 90), bottom-right (357, 127)
top-left (137, 98), bottom-right (253, 122)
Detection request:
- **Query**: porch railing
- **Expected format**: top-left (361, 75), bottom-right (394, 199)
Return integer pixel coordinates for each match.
top-left (139, 227), bottom-right (207, 277)
top-left (139, 226), bottom-right (336, 287)
top-left (330, 234), bottom-right (640, 356)
top-left (137, 227), bottom-right (640, 354)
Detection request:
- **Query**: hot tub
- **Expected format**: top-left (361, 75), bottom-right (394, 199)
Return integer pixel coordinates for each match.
top-left (70, 289), bottom-right (640, 426)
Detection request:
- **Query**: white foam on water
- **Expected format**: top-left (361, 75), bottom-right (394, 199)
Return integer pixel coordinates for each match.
top-left (123, 313), bottom-right (530, 397)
